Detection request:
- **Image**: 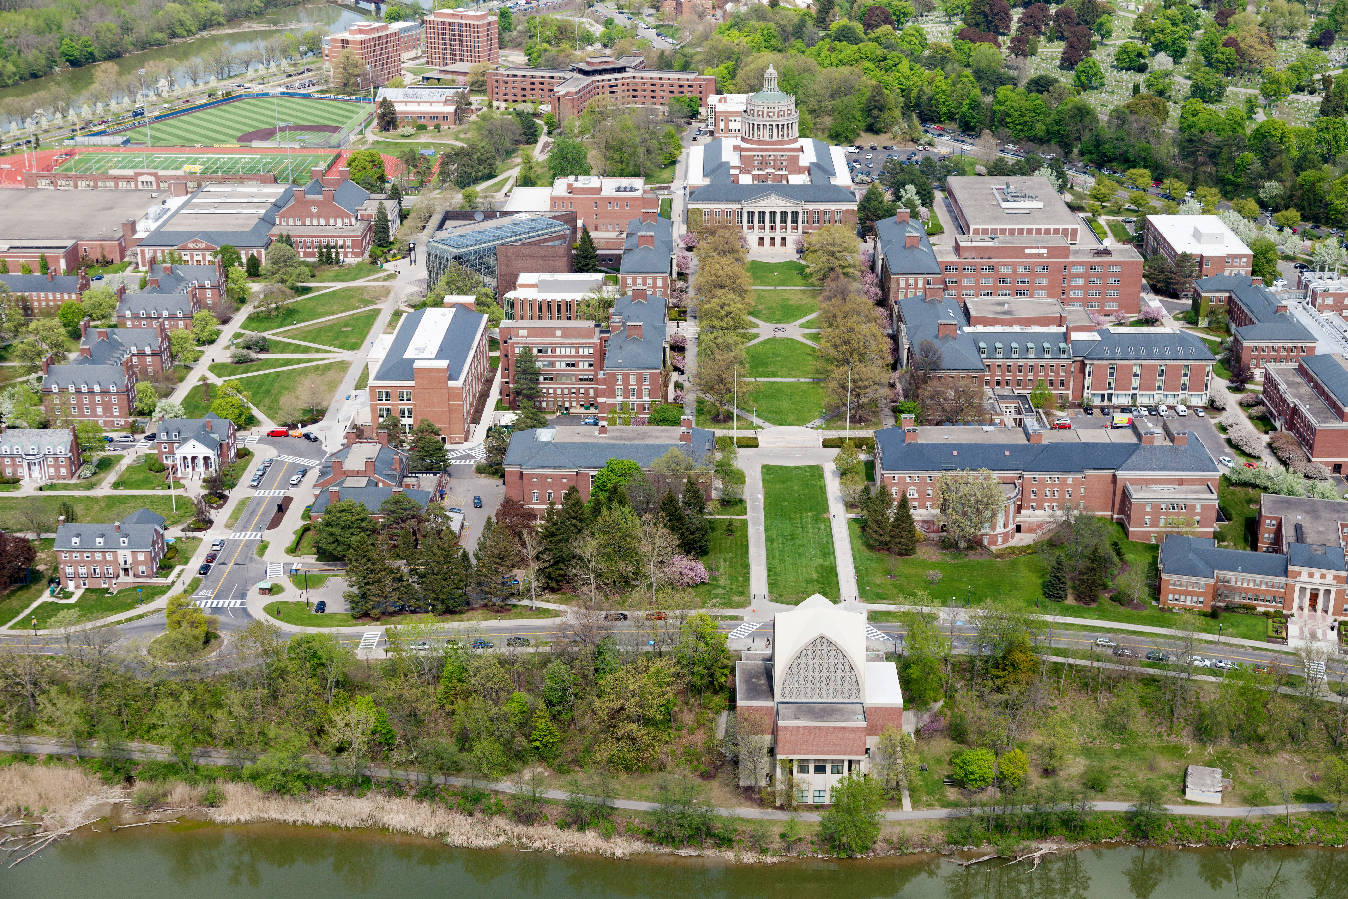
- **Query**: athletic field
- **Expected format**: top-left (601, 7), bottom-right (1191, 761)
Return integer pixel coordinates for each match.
top-left (54, 150), bottom-right (336, 178)
top-left (121, 97), bottom-right (370, 147)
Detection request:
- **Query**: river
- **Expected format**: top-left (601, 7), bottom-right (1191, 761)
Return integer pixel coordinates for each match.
top-left (6, 823), bottom-right (1348, 898)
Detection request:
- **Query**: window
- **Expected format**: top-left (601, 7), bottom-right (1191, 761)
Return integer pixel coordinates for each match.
top-left (830, 761), bottom-right (843, 774)
top-left (813, 790), bottom-right (827, 804)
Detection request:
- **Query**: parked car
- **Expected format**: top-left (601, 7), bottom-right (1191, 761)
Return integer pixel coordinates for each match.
top-left (289, 472), bottom-right (304, 487)
top-left (603, 612), bottom-right (629, 622)
top-left (314, 600), bottom-right (326, 613)
top-left (1112, 646), bottom-right (1134, 657)
top-left (1194, 408), bottom-right (1206, 417)
top-left (198, 563), bottom-right (212, 576)
top-left (646, 611), bottom-right (668, 621)
top-left (409, 640), bottom-right (432, 653)
top-left (267, 428), bottom-right (289, 437)
top-left (1083, 406), bottom-right (1094, 416)
top-left (448, 507), bottom-right (463, 515)
top-left (1145, 650), bottom-right (1169, 663)
top-left (204, 552), bottom-right (218, 563)
top-left (506, 636), bottom-right (531, 647)
top-left (302, 432), bottom-right (319, 442)
top-left (1094, 637), bottom-right (1117, 647)
top-left (115, 434), bottom-right (136, 444)
top-left (1051, 419), bottom-right (1072, 430)
top-left (471, 638), bottom-right (494, 649)
top-left (1213, 659), bottom-right (1237, 671)
top-left (210, 539), bottom-right (224, 552)
top-left (142, 432), bottom-right (156, 441)
top-left (1253, 663), bottom-right (1271, 675)
top-left (473, 495), bottom-right (483, 508)
top-left (581, 416), bottom-right (600, 426)
top-left (1175, 404), bottom-right (1188, 416)
top-left (1219, 456), bottom-right (1234, 467)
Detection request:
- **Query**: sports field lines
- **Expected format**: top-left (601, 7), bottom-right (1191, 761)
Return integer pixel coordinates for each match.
top-left (122, 97), bottom-right (369, 147)
top-left (55, 151), bottom-right (334, 177)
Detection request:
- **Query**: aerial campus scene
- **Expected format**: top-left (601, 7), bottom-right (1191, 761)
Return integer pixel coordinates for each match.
top-left (5, 0), bottom-right (1348, 895)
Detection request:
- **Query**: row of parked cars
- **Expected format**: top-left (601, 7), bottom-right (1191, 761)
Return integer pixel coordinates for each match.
top-left (1094, 638), bottom-right (1243, 670)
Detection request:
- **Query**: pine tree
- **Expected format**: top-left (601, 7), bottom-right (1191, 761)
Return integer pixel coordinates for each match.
top-left (389, 181), bottom-right (403, 217)
top-left (1043, 554), bottom-right (1069, 601)
top-left (1073, 545), bottom-right (1111, 604)
top-left (888, 497), bottom-right (917, 556)
top-left (573, 225), bottom-right (599, 273)
top-left (474, 517), bottom-right (519, 606)
top-left (373, 202), bottom-right (391, 248)
top-left (660, 490), bottom-right (689, 553)
top-left (514, 345), bottom-right (542, 410)
top-left (414, 526), bottom-right (471, 614)
top-left (862, 487), bottom-right (892, 548)
top-left (679, 478), bottom-right (710, 557)
top-left (246, 255), bottom-right (261, 277)
top-left (540, 488), bottom-right (586, 590)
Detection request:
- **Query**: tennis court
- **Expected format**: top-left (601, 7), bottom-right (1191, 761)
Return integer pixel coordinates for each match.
top-left (121, 96), bottom-right (370, 147)
top-left (54, 150), bottom-right (336, 177)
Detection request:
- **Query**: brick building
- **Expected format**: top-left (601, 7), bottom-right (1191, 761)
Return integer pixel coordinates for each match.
top-left (503, 272), bottom-right (608, 321)
top-left (0, 426), bottom-right (81, 482)
top-left (424, 210), bottom-right (576, 299)
top-left (1159, 535), bottom-right (1346, 621)
top-left (618, 217), bottom-right (674, 296)
top-left (310, 482), bottom-right (432, 518)
top-left (154, 413), bottom-right (238, 477)
top-left (40, 356), bottom-right (136, 428)
top-left (144, 261), bottom-right (225, 311)
top-left (423, 8), bottom-right (498, 66)
top-left (549, 176), bottom-right (658, 259)
top-left (54, 508), bottom-right (166, 590)
top-left (1196, 275), bottom-right (1316, 377)
top-left (374, 86), bottom-right (467, 126)
top-left (735, 597), bottom-right (904, 799)
top-left (0, 272), bottom-right (93, 315)
top-left (1262, 353), bottom-right (1348, 472)
top-left (323, 21), bottom-right (420, 88)
top-left (315, 433), bottom-right (410, 491)
top-left (503, 421), bottom-right (713, 508)
top-left (78, 321), bottom-right (172, 377)
top-left (271, 177), bottom-right (394, 264)
top-left (685, 66), bottom-right (856, 256)
top-left (488, 56), bottom-right (714, 123)
top-left (706, 93), bottom-right (747, 138)
top-left (894, 295), bottom-right (1214, 408)
top-left (1257, 494), bottom-right (1348, 554)
top-left (0, 189), bottom-right (157, 273)
top-left (135, 183), bottom-right (290, 268)
top-left (872, 210), bottom-right (942, 304)
top-left (1299, 271), bottom-right (1348, 316)
top-left (1143, 215), bottom-right (1252, 291)
top-left (873, 419), bottom-right (1221, 547)
top-left (499, 290), bottom-right (667, 415)
top-left (117, 292), bottom-right (199, 331)
top-left (367, 306), bottom-right (490, 444)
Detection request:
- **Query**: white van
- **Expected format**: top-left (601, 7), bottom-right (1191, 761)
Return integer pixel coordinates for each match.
top-left (1176, 404), bottom-right (1188, 416)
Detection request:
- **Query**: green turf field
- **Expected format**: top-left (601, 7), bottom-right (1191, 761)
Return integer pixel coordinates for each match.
top-left (121, 97), bottom-right (370, 147)
top-left (55, 150), bottom-right (335, 178)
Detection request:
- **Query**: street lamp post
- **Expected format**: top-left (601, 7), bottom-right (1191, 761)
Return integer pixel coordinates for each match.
top-left (138, 69), bottom-right (151, 147)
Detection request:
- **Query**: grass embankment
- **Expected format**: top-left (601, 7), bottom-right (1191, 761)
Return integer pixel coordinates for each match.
top-left (762, 465), bottom-right (838, 602)
top-left (27, 582), bottom-right (173, 629)
top-left (240, 286), bottom-right (386, 332)
top-left (262, 601), bottom-right (561, 628)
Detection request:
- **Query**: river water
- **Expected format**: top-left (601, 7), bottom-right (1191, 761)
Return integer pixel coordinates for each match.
top-left (6, 823), bottom-right (1348, 898)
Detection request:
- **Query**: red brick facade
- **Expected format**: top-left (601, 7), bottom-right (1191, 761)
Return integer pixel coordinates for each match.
top-left (324, 22), bottom-right (407, 88)
top-left (423, 9), bottom-right (498, 66)
top-left (488, 58), bottom-right (714, 123)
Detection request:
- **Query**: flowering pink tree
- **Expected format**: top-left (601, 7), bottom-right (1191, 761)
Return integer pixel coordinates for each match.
top-left (675, 250), bottom-right (692, 275)
top-left (860, 267), bottom-right (883, 305)
top-left (667, 555), bottom-right (709, 586)
top-left (681, 232), bottom-right (698, 250)
top-left (1139, 306), bottom-right (1163, 325)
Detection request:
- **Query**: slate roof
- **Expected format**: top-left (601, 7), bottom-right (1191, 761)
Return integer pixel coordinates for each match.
top-left (1288, 542), bottom-right (1347, 572)
top-left (688, 137), bottom-right (854, 204)
top-left (118, 292), bottom-right (196, 318)
top-left (971, 329), bottom-right (1073, 360)
top-left (619, 217), bottom-right (674, 275)
top-left (156, 414), bottom-right (232, 452)
top-left (504, 426), bottom-right (715, 471)
top-left (1160, 535), bottom-right (1288, 579)
top-left (1196, 275), bottom-right (1279, 321)
top-left (301, 178), bottom-right (370, 214)
top-left (42, 363), bottom-right (128, 391)
top-left (310, 483), bottom-right (431, 516)
top-left (874, 216), bottom-right (940, 275)
top-left (80, 328), bottom-right (162, 366)
top-left (603, 293), bottom-right (667, 371)
top-left (1301, 354), bottom-right (1348, 405)
top-left (149, 263), bottom-right (221, 289)
top-left (874, 427), bottom-right (1219, 475)
top-left (1234, 318), bottom-right (1315, 342)
top-left (0, 428), bottom-right (74, 456)
top-left (370, 306), bottom-right (486, 384)
top-left (0, 274), bottom-right (81, 294)
top-left (896, 295), bottom-right (985, 372)
top-left (138, 186), bottom-right (291, 250)
top-left (319, 442), bottom-right (408, 485)
top-left (55, 508), bottom-right (164, 552)
top-left (1072, 328), bottom-right (1214, 361)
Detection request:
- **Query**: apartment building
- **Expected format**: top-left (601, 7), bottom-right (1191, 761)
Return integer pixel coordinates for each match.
top-left (1143, 215), bottom-right (1252, 285)
top-left (488, 56), bottom-right (714, 123)
top-left (78, 322), bottom-right (172, 377)
top-left (270, 177), bottom-right (394, 264)
top-left (54, 508), bottom-right (166, 590)
top-left (1196, 275), bottom-right (1316, 376)
top-left (549, 176), bottom-right (658, 258)
top-left (0, 272), bottom-right (92, 315)
top-left (872, 210), bottom-right (942, 303)
top-left (618, 217), bottom-right (674, 296)
top-left (1262, 353), bottom-right (1348, 473)
top-left (40, 356), bottom-right (136, 428)
top-left (323, 21), bottom-right (420, 88)
top-left (117, 292), bottom-right (200, 331)
top-left (0, 426), bottom-right (81, 482)
top-left (423, 8), bottom-right (498, 66)
top-left (503, 272), bottom-right (608, 321)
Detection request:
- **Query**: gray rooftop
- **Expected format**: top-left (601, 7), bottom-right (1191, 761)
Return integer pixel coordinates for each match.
top-left (504, 425), bottom-right (715, 471)
top-left (875, 215), bottom-right (940, 276)
top-left (619, 217), bottom-right (674, 275)
top-left (118, 292), bottom-right (195, 317)
top-left (1196, 275), bottom-right (1280, 321)
top-left (311, 483), bottom-right (431, 516)
top-left (55, 508), bottom-right (164, 552)
top-left (1260, 493), bottom-right (1348, 547)
top-left (138, 183), bottom-right (291, 250)
top-left (81, 328), bottom-right (163, 366)
top-left (148, 262), bottom-right (222, 290)
top-left (896, 295), bottom-right (986, 372)
top-left (1072, 327), bottom-right (1215, 361)
top-left (156, 414), bottom-right (232, 452)
top-left (735, 659), bottom-right (773, 703)
top-left (0, 189), bottom-right (160, 241)
top-left (603, 293), bottom-right (667, 371)
top-left (371, 306), bottom-right (487, 385)
top-left (301, 177), bottom-right (370, 215)
top-left (43, 362), bottom-right (128, 391)
top-left (1234, 318), bottom-right (1315, 342)
top-left (777, 702), bottom-right (867, 723)
top-left (1289, 542), bottom-right (1346, 572)
top-left (689, 137), bottom-right (854, 205)
top-left (320, 441), bottom-right (408, 485)
top-left (1160, 535), bottom-right (1288, 580)
top-left (0, 428), bottom-right (73, 456)
top-left (946, 176), bottom-right (1082, 235)
top-left (970, 327), bottom-right (1074, 360)
top-left (0, 274), bottom-right (81, 294)
top-left (1300, 354), bottom-right (1348, 406)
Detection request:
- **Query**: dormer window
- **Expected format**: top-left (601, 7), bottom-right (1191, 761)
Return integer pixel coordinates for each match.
top-left (71, 537), bottom-right (79, 546)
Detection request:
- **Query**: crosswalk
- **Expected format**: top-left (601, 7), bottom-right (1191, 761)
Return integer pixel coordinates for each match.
top-left (229, 531), bottom-right (263, 540)
top-left (244, 435), bottom-right (261, 445)
top-left (728, 621), bottom-right (763, 640)
top-left (194, 598), bottom-right (245, 609)
top-left (266, 563), bottom-right (285, 580)
top-left (358, 631), bottom-right (381, 650)
top-left (254, 489), bottom-right (287, 496)
top-left (274, 454), bottom-right (312, 465)
top-left (446, 445), bottom-right (485, 462)
top-left (864, 625), bottom-right (889, 642)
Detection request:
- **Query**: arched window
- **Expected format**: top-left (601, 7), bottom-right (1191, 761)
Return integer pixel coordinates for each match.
top-left (779, 635), bottom-right (861, 702)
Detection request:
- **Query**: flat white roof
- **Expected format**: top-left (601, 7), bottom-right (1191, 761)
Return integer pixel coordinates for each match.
top-left (502, 186), bottom-right (552, 212)
top-left (404, 307), bottom-right (455, 359)
top-left (1148, 215), bottom-right (1251, 257)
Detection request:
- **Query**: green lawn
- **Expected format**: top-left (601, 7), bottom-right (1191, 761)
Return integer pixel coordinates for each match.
top-left (252, 337), bottom-right (333, 354)
top-left (160, 537), bottom-right (201, 570)
top-left (750, 380), bottom-right (826, 426)
top-left (28, 582), bottom-right (173, 629)
top-left (180, 381), bottom-right (214, 419)
top-left (240, 286), bottom-right (386, 332)
top-left (747, 260), bottom-right (810, 287)
top-left (288, 572), bottom-right (332, 591)
top-left (694, 397), bottom-right (759, 430)
top-left (46, 455), bottom-right (118, 490)
top-left (242, 360), bottom-right (350, 423)
top-left (209, 356), bottom-right (327, 378)
top-left (0, 574), bottom-right (57, 628)
top-left (751, 288), bottom-right (819, 324)
top-left (1107, 220), bottom-right (1132, 243)
top-left (276, 309), bottom-right (379, 351)
top-left (111, 458), bottom-right (184, 491)
top-left (848, 521), bottom-right (1261, 640)
top-left (762, 465), bottom-right (838, 602)
top-left (744, 339), bottom-right (819, 379)
top-left (309, 261), bottom-right (385, 283)
top-left (121, 96), bottom-right (367, 146)
top-left (263, 601), bottom-right (561, 628)
top-left (659, 197), bottom-right (672, 218)
top-left (0, 494), bottom-right (193, 533)
top-left (1218, 480), bottom-right (1260, 550)
top-left (689, 518), bottom-right (749, 607)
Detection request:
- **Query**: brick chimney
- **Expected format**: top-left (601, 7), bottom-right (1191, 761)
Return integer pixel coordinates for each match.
top-left (625, 321), bottom-right (643, 340)
top-left (904, 426), bottom-right (918, 443)
top-left (96, 327), bottom-right (108, 342)
top-left (638, 230), bottom-right (655, 248)
top-left (1251, 276), bottom-right (1263, 287)
top-left (631, 286), bottom-right (647, 302)
top-left (323, 187), bottom-right (336, 203)
top-left (46, 270), bottom-right (53, 282)
top-left (41, 354), bottom-right (53, 375)
top-left (328, 486), bottom-right (342, 505)
top-left (598, 420), bottom-right (607, 436)
top-left (679, 415), bottom-right (692, 442)
top-left (640, 208), bottom-right (657, 224)
top-left (936, 318), bottom-right (959, 339)
top-left (895, 209), bottom-right (910, 224)
top-left (905, 228), bottom-right (920, 249)
top-left (1172, 431), bottom-right (1188, 446)
top-left (310, 166), bottom-right (325, 182)
top-left (901, 413), bottom-right (915, 429)
top-left (391, 485), bottom-right (402, 494)
top-left (162, 263), bottom-right (172, 276)
top-left (1026, 429), bottom-right (1044, 444)
top-left (375, 428), bottom-right (390, 447)
top-left (113, 521), bottom-right (120, 533)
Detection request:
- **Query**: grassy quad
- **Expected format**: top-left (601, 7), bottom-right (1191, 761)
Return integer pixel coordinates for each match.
top-left (0, 494), bottom-right (193, 532)
top-left (241, 361), bottom-right (350, 423)
top-left (240, 286), bottom-right (386, 332)
top-left (747, 260), bottom-right (810, 287)
top-left (208, 356), bottom-right (331, 378)
top-left (308, 261), bottom-right (388, 283)
top-left (689, 518), bottom-right (750, 607)
top-left (277, 309), bottom-right (381, 352)
top-left (751, 288), bottom-right (820, 324)
top-left (111, 457), bottom-right (184, 491)
top-left (744, 339), bottom-right (819, 379)
top-left (748, 380), bottom-right (826, 427)
top-left (762, 465), bottom-right (839, 602)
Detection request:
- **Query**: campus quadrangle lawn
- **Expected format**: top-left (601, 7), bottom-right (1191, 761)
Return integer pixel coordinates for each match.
top-left (750, 380), bottom-right (825, 427)
top-left (689, 518), bottom-right (749, 607)
top-left (751, 288), bottom-right (819, 324)
top-left (208, 356), bottom-right (329, 379)
top-left (762, 465), bottom-right (838, 602)
top-left (747, 260), bottom-right (810, 287)
top-left (241, 360), bottom-right (350, 423)
top-left (123, 97), bottom-right (368, 146)
top-left (0, 494), bottom-right (193, 533)
top-left (745, 339), bottom-right (819, 379)
top-left (241, 286), bottom-right (386, 332)
top-left (278, 309), bottom-right (380, 351)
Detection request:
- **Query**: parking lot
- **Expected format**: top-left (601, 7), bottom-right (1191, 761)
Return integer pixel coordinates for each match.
top-left (845, 143), bottom-right (947, 183)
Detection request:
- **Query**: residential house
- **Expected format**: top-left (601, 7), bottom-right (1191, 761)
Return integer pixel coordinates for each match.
top-left (54, 508), bottom-right (166, 590)
top-left (154, 413), bottom-right (238, 477)
top-left (0, 426), bottom-right (81, 481)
